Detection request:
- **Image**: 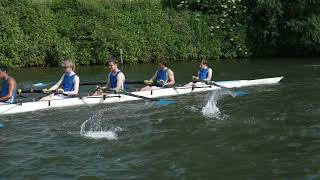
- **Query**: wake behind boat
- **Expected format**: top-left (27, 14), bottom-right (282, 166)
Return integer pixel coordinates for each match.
top-left (0, 77), bottom-right (283, 115)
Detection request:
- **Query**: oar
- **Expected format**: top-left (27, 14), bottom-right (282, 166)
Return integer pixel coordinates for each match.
top-left (17, 89), bottom-right (44, 94)
top-left (0, 123), bottom-right (4, 128)
top-left (204, 81), bottom-right (249, 97)
top-left (80, 81), bottom-right (149, 86)
top-left (32, 80), bottom-right (148, 87)
top-left (14, 89), bottom-right (67, 96)
top-left (119, 91), bottom-right (176, 105)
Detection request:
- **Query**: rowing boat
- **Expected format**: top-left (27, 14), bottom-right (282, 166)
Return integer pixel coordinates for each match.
top-left (0, 77), bottom-right (283, 115)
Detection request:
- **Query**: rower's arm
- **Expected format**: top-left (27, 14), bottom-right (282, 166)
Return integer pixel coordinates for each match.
top-left (116, 73), bottom-right (125, 90)
top-left (205, 68), bottom-right (212, 81)
top-left (64, 75), bottom-right (80, 96)
top-left (49, 75), bottom-right (64, 90)
top-left (150, 71), bottom-right (157, 81)
top-left (106, 73), bottom-right (111, 89)
top-left (204, 68), bottom-right (213, 81)
top-left (166, 69), bottom-right (175, 87)
top-left (0, 78), bottom-right (16, 102)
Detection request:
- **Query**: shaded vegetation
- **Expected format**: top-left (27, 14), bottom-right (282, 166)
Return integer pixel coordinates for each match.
top-left (169, 0), bottom-right (320, 57)
top-left (0, 0), bottom-right (319, 67)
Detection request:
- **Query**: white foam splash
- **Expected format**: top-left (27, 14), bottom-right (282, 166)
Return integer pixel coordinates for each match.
top-left (80, 109), bottom-right (122, 140)
top-left (202, 90), bottom-right (225, 118)
top-left (81, 130), bottom-right (118, 140)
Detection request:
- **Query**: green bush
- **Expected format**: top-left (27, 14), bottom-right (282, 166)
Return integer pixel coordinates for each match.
top-left (245, 0), bottom-right (320, 56)
top-left (0, 0), bottom-right (234, 67)
top-left (1, 0), bottom-right (319, 68)
top-left (173, 0), bottom-right (320, 57)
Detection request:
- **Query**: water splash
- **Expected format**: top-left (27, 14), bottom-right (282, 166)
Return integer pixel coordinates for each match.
top-left (202, 90), bottom-right (226, 118)
top-left (80, 109), bottom-right (122, 140)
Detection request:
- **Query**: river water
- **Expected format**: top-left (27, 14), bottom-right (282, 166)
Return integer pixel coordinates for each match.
top-left (1, 58), bottom-right (320, 179)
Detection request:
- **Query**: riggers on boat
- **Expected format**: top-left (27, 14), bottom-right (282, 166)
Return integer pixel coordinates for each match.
top-left (0, 77), bottom-right (283, 115)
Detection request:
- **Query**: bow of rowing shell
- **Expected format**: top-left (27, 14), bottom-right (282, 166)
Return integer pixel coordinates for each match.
top-left (0, 77), bottom-right (283, 115)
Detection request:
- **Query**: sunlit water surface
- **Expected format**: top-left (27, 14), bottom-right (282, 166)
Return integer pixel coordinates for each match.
top-left (1, 59), bottom-right (320, 179)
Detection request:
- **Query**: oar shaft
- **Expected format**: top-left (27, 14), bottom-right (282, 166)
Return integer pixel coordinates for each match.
top-left (32, 80), bottom-right (147, 87)
top-left (195, 80), bottom-right (228, 90)
top-left (196, 80), bottom-right (248, 97)
top-left (119, 91), bottom-right (158, 101)
top-left (17, 89), bottom-right (63, 94)
top-left (80, 81), bottom-right (106, 86)
top-left (125, 80), bottom-right (145, 84)
top-left (80, 80), bottom-right (146, 86)
top-left (206, 81), bottom-right (229, 90)
top-left (18, 89), bottom-right (43, 93)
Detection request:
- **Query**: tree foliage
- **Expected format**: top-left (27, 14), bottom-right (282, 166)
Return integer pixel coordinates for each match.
top-left (0, 0), bottom-right (319, 68)
top-left (171, 0), bottom-right (320, 57)
top-left (0, 0), bottom-right (235, 68)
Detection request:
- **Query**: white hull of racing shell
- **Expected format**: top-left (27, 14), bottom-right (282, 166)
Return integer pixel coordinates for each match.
top-left (0, 77), bottom-right (283, 115)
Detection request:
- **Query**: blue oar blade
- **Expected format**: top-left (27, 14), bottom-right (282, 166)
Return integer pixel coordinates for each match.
top-left (0, 123), bottom-right (4, 128)
top-left (158, 99), bottom-right (176, 106)
top-left (233, 91), bottom-right (249, 97)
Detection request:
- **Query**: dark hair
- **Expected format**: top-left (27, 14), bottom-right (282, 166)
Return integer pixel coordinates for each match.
top-left (0, 65), bottom-right (8, 72)
top-left (199, 59), bottom-right (208, 66)
top-left (108, 57), bottom-right (119, 65)
top-left (158, 60), bottom-right (168, 67)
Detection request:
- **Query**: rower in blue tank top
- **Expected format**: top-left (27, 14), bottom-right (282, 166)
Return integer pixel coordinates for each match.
top-left (93, 58), bottom-right (125, 95)
top-left (62, 74), bottom-right (76, 91)
top-left (0, 66), bottom-right (17, 104)
top-left (40, 60), bottom-right (80, 101)
top-left (91, 58), bottom-right (124, 95)
top-left (194, 59), bottom-right (212, 81)
top-left (155, 68), bottom-right (168, 87)
top-left (198, 67), bottom-right (210, 81)
top-left (109, 70), bottom-right (124, 90)
top-left (107, 58), bottom-right (125, 92)
top-left (141, 60), bottom-right (175, 91)
top-left (185, 59), bottom-right (213, 86)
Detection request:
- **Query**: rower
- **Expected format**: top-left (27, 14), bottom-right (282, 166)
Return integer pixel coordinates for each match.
top-left (95, 58), bottom-right (125, 94)
top-left (185, 59), bottom-right (213, 86)
top-left (141, 60), bottom-right (175, 91)
top-left (0, 66), bottom-right (17, 104)
top-left (40, 60), bottom-right (80, 100)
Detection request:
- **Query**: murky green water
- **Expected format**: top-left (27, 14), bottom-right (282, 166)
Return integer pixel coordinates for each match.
top-left (1, 58), bottom-right (320, 179)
